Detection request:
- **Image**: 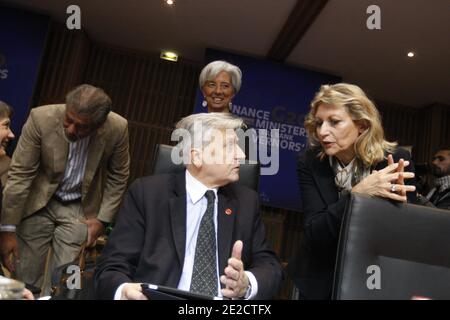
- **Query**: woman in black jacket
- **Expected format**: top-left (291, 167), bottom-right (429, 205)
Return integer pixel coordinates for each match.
top-left (287, 83), bottom-right (417, 299)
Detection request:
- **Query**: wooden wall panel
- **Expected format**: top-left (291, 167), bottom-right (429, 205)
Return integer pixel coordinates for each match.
top-left (127, 122), bottom-right (172, 183)
top-left (378, 101), bottom-right (450, 163)
top-left (82, 44), bottom-right (200, 181)
top-left (415, 104), bottom-right (450, 163)
top-left (33, 22), bottom-right (90, 107)
top-left (377, 101), bottom-right (420, 149)
top-left (83, 44), bottom-right (199, 128)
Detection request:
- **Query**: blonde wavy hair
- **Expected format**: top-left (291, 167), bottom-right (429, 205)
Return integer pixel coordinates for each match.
top-left (304, 83), bottom-right (396, 167)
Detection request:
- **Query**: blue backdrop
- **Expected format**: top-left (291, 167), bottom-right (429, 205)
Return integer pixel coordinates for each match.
top-left (194, 49), bottom-right (340, 211)
top-left (0, 6), bottom-right (49, 153)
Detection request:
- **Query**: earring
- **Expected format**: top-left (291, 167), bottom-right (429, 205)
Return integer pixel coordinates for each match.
top-left (229, 102), bottom-right (232, 110)
top-left (202, 100), bottom-right (208, 108)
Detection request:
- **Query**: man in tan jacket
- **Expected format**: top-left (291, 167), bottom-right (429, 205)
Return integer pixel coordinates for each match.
top-left (0, 84), bottom-right (130, 294)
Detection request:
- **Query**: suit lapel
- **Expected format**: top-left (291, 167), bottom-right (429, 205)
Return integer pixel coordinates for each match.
top-left (82, 126), bottom-right (106, 197)
top-left (169, 172), bottom-right (187, 267)
top-left (217, 186), bottom-right (237, 277)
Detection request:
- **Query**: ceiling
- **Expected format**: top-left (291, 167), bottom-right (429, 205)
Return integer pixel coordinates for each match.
top-left (3, 0), bottom-right (450, 107)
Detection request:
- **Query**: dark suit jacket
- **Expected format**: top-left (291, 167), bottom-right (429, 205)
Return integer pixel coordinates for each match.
top-left (287, 147), bottom-right (416, 299)
top-left (94, 171), bottom-right (283, 299)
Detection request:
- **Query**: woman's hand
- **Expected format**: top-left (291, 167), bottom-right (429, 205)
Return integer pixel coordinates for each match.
top-left (351, 156), bottom-right (416, 202)
top-left (387, 154), bottom-right (407, 198)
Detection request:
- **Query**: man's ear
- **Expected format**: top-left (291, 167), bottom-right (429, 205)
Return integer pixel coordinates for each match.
top-left (190, 148), bottom-right (202, 168)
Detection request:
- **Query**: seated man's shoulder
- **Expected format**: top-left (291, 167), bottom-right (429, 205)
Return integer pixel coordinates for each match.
top-left (129, 174), bottom-right (178, 197)
top-left (226, 182), bottom-right (258, 201)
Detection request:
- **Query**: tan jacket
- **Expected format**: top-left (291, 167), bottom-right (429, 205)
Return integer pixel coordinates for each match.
top-left (0, 156), bottom-right (11, 187)
top-left (0, 104), bottom-right (130, 225)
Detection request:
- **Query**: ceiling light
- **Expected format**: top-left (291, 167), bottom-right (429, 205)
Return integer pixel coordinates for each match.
top-left (407, 51), bottom-right (415, 58)
top-left (166, 0), bottom-right (174, 5)
top-left (160, 50), bottom-right (178, 62)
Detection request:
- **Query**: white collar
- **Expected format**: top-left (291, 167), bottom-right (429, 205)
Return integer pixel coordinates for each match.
top-left (185, 170), bottom-right (218, 204)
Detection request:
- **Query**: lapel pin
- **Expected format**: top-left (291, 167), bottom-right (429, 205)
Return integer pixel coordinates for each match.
top-left (225, 208), bottom-right (232, 215)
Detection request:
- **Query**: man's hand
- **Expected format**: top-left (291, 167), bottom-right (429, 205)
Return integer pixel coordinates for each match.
top-left (220, 240), bottom-right (249, 299)
top-left (22, 288), bottom-right (35, 300)
top-left (0, 232), bottom-right (19, 273)
top-left (84, 218), bottom-right (105, 247)
top-left (121, 283), bottom-right (148, 300)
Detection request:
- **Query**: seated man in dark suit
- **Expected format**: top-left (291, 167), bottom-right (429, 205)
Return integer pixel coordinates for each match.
top-left (95, 112), bottom-right (283, 300)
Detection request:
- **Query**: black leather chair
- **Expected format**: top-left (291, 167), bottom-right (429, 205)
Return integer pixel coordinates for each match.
top-left (151, 144), bottom-right (260, 192)
top-left (333, 193), bottom-right (450, 300)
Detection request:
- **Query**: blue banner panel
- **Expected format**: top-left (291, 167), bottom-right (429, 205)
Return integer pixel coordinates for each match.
top-left (194, 49), bottom-right (340, 211)
top-left (0, 6), bottom-right (49, 152)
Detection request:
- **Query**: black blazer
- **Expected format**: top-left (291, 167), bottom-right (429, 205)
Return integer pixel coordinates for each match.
top-left (287, 147), bottom-right (416, 299)
top-left (94, 171), bottom-right (283, 299)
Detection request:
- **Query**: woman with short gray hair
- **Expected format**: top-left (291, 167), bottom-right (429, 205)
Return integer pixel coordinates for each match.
top-left (199, 60), bottom-right (242, 113)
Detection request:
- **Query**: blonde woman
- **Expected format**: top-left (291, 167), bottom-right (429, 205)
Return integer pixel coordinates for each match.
top-left (288, 83), bottom-right (417, 299)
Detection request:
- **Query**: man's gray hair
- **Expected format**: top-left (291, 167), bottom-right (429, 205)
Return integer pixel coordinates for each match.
top-left (65, 84), bottom-right (112, 126)
top-left (199, 60), bottom-right (242, 94)
top-left (173, 112), bottom-right (244, 161)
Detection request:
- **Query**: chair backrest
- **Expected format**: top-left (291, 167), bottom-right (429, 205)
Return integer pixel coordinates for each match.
top-left (151, 144), bottom-right (260, 192)
top-left (333, 193), bottom-right (450, 300)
